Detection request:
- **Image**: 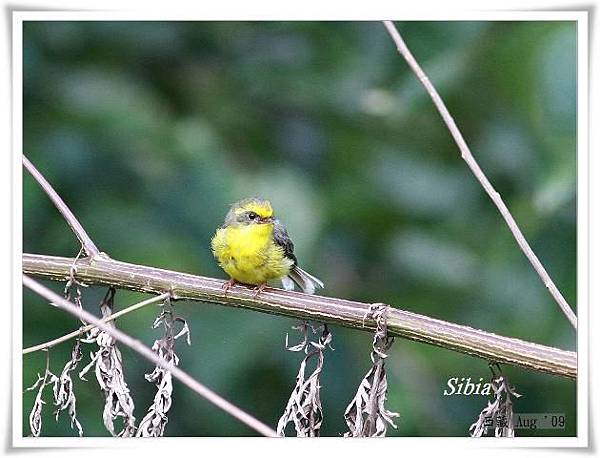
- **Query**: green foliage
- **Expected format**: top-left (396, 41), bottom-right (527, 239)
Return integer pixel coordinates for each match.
top-left (23, 21), bottom-right (576, 437)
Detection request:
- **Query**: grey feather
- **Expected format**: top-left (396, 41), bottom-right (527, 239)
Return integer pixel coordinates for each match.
top-left (272, 219), bottom-right (323, 294)
top-left (288, 266), bottom-right (324, 295)
top-left (281, 276), bottom-right (295, 291)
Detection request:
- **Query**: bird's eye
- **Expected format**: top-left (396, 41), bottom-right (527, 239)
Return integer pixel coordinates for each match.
top-left (248, 212), bottom-right (258, 220)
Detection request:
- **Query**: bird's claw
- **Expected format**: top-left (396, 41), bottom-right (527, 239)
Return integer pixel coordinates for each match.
top-left (252, 283), bottom-right (268, 299)
top-left (223, 279), bottom-right (268, 298)
top-left (222, 278), bottom-right (237, 294)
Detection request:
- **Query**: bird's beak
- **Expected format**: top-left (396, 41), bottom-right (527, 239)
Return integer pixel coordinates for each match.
top-left (259, 216), bottom-right (274, 224)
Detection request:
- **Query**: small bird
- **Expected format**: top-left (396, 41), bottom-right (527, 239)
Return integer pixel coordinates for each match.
top-left (211, 197), bottom-right (324, 295)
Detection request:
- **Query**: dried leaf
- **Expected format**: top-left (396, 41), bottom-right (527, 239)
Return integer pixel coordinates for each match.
top-left (136, 298), bottom-right (190, 437)
top-left (344, 303), bottom-right (398, 437)
top-left (79, 288), bottom-right (136, 437)
top-left (26, 351), bottom-right (56, 437)
top-left (28, 250), bottom-right (89, 438)
top-left (63, 248), bottom-right (88, 327)
top-left (52, 340), bottom-right (84, 436)
top-left (469, 364), bottom-right (521, 437)
top-left (277, 322), bottom-right (332, 437)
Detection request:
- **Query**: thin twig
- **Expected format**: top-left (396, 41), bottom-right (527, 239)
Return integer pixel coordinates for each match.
top-left (23, 275), bottom-right (278, 437)
top-left (23, 292), bottom-right (171, 355)
top-left (23, 253), bottom-right (577, 379)
top-left (22, 155), bottom-right (100, 258)
top-left (381, 21), bottom-right (577, 330)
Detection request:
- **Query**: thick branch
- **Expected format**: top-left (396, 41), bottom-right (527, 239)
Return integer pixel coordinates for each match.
top-left (23, 155), bottom-right (100, 258)
top-left (382, 21), bottom-right (577, 330)
top-left (22, 275), bottom-right (278, 437)
top-left (22, 253), bottom-right (576, 379)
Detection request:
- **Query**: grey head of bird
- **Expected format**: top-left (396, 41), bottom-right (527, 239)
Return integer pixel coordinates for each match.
top-left (223, 197), bottom-right (275, 227)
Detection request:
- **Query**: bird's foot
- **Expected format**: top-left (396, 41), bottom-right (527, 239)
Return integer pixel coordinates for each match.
top-left (252, 283), bottom-right (268, 299)
top-left (222, 278), bottom-right (237, 294)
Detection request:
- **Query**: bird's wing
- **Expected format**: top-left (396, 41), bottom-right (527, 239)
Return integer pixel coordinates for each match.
top-left (273, 219), bottom-right (324, 293)
top-left (272, 219), bottom-right (297, 264)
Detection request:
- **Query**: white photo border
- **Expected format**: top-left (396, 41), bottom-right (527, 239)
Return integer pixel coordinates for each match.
top-left (11, 8), bottom-right (589, 450)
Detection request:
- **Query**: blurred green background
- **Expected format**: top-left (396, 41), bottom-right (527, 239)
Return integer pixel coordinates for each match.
top-left (22, 21), bottom-right (577, 437)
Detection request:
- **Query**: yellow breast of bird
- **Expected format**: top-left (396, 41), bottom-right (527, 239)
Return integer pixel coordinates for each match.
top-left (211, 223), bottom-right (293, 285)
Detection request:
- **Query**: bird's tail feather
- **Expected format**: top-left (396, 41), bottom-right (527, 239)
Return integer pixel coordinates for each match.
top-left (284, 266), bottom-right (324, 295)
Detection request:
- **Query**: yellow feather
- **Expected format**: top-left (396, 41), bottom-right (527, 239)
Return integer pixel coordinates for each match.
top-left (233, 200), bottom-right (273, 219)
top-left (211, 221), bottom-right (293, 285)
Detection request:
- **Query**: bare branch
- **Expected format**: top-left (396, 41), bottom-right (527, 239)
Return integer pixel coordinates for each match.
top-left (22, 274), bottom-right (278, 437)
top-left (23, 253), bottom-right (577, 379)
top-left (22, 155), bottom-right (100, 258)
top-left (381, 21), bottom-right (577, 330)
top-left (23, 293), bottom-right (171, 354)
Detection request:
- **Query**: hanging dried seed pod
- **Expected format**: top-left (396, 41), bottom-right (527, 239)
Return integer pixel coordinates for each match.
top-left (79, 287), bottom-right (136, 437)
top-left (277, 322), bottom-right (333, 437)
top-left (26, 350), bottom-right (56, 437)
top-left (469, 363), bottom-right (521, 437)
top-left (135, 297), bottom-right (191, 437)
top-left (344, 303), bottom-right (399, 437)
